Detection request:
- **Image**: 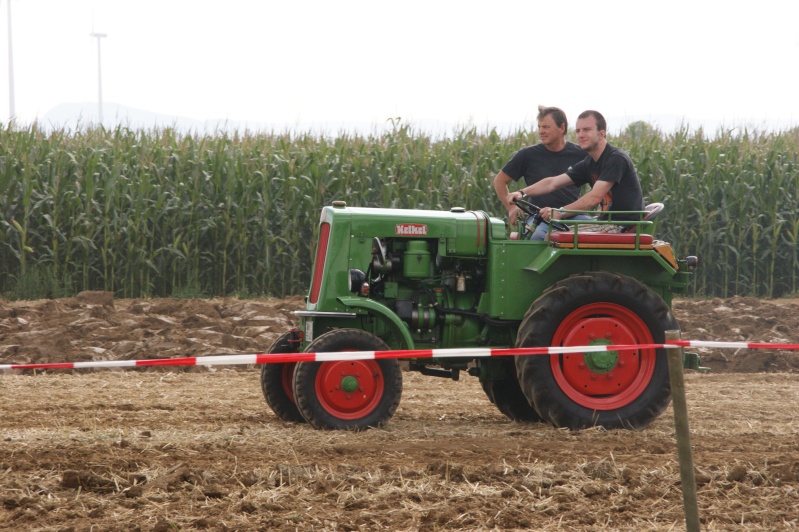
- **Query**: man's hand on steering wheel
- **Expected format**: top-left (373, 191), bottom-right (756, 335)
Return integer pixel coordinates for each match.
top-left (539, 207), bottom-right (558, 223)
top-left (514, 197), bottom-right (570, 232)
top-left (507, 190), bottom-right (524, 206)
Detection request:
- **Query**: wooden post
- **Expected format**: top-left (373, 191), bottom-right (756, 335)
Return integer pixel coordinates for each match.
top-left (665, 329), bottom-right (700, 531)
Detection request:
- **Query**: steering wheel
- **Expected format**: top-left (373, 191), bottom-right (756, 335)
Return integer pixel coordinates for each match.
top-left (514, 198), bottom-right (570, 235)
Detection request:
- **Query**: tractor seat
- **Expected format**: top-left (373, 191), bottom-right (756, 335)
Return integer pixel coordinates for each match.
top-left (549, 231), bottom-right (654, 249)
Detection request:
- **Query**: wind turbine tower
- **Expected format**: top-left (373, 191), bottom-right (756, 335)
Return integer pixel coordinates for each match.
top-left (90, 31), bottom-right (107, 125)
top-left (6, 0), bottom-right (15, 121)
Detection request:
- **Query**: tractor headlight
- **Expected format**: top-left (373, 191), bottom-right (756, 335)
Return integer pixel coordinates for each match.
top-left (348, 269), bottom-right (367, 294)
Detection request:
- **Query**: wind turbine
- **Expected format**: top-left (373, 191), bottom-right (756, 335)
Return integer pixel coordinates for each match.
top-left (6, 0), bottom-right (15, 122)
top-left (90, 31), bottom-right (106, 125)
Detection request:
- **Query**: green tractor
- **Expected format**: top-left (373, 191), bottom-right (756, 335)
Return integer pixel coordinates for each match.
top-left (261, 200), bottom-right (697, 431)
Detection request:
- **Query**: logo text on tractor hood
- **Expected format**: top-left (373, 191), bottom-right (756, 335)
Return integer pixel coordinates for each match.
top-left (395, 223), bottom-right (428, 236)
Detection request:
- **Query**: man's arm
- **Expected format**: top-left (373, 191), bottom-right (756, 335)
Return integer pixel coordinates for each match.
top-left (507, 173), bottom-right (572, 205)
top-left (492, 170), bottom-right (522, 225)
top-left (541, 180), bottom-right (613, 221)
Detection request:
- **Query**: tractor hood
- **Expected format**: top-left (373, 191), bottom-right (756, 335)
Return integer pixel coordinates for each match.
top-left (319, 203), bottom-right (507, 256)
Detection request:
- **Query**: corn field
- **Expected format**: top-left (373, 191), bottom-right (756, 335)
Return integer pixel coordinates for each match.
top-left (1, 121), bottom-right (797, 299)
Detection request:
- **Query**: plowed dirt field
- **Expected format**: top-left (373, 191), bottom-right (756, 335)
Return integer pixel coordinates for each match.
top-left (1, 295), bottom-right (798, 530)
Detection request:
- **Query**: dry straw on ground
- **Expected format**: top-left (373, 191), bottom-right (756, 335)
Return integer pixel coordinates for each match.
top-left (1, 370), bottom-right (798, 530)
top-left (1, 295), bottom-right (799, 529)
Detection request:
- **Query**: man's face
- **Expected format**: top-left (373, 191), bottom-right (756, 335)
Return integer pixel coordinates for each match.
top-left (575, 116), bottom-right (604, 151)
top-left (537, 114), bottom-right (565, 148)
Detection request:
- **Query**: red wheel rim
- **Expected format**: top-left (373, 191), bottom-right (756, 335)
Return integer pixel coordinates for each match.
top-left (281, 363), bottom-right (297, 403)
top-left (549, 302), bottom-right (656, 410)
top-left (315, 360), bottom-right (384, 420)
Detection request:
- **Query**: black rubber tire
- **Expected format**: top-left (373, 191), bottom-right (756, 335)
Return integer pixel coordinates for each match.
top-left (481, 358), bottom-right (545, 422)
top-left (480, 380), bottom-right (496, 402)
top-left (515, 271), bottom-right (678, 430)
top-left (293, 329), bottom-right (402, 430)
top-left (260, 331), bottom-right (306, 423)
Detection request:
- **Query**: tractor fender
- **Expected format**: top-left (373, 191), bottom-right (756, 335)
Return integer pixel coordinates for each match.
top-left (336, 296), bottom-right (415, 349)
top-left (524, 248), bottom-right (677, 275)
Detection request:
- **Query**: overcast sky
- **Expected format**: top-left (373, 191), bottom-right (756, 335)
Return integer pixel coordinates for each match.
top-left (2, 0), bottom-right (798, 134)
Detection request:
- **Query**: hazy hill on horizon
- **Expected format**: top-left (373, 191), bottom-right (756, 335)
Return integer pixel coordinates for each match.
top-left (30, 102), bottom-right (798, 138)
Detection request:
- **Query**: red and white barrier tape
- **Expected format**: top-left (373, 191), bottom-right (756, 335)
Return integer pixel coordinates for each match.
top-left (1, 340), bottom-right (798, 372)
top-left (670, 340), bottom-right (799, 350)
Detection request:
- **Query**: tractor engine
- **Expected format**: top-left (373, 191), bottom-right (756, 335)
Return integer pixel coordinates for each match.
top-left (351, 235), bottom-right (491, 352)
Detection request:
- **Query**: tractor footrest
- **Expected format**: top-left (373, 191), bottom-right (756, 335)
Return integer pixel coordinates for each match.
top-left (549, 231), bottom-right (654, 249)
top-left (683, 352), bottom-right (711, 372)
top-left (418, 366), bottom-right (461, 380)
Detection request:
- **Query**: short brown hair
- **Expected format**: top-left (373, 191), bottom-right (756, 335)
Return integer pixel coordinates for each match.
top-left (537, 105), bottom-right (568, 133)
top-left (577, 110), bottom-right (607, 132)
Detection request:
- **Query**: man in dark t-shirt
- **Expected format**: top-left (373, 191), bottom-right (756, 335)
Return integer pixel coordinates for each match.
top-left (492, 106), bottom-right (588, 239)
top-left (507, 110), bottom-right (643, 232)
top-left (566, 143), bottom-right (643, 221)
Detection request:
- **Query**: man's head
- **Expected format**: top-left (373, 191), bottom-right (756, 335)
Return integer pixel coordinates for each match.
top-left (536, 105), bottom-right (568, 150)
top-left (575, 110), bottom-right (607, 155)
top-left (577, 110), bottom-right (607, 132)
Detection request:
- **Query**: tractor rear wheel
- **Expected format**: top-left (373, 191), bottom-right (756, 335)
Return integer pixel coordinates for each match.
top-left (260, 331), bottom-right (306, 423)
top-left (481, 358), bottom-right (544, 422)
top-left (293, 329), bottom-right (402, 430)
top-left (515, 272), bottom-right (677, 430)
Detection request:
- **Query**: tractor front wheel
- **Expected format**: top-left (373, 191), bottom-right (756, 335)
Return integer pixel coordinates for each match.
top-left (515, 272), bottom-right (677, 430)
top-left (260, 330), bottom-right (306, 423)
top-left (293, 329), bottom-right (402, 430)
